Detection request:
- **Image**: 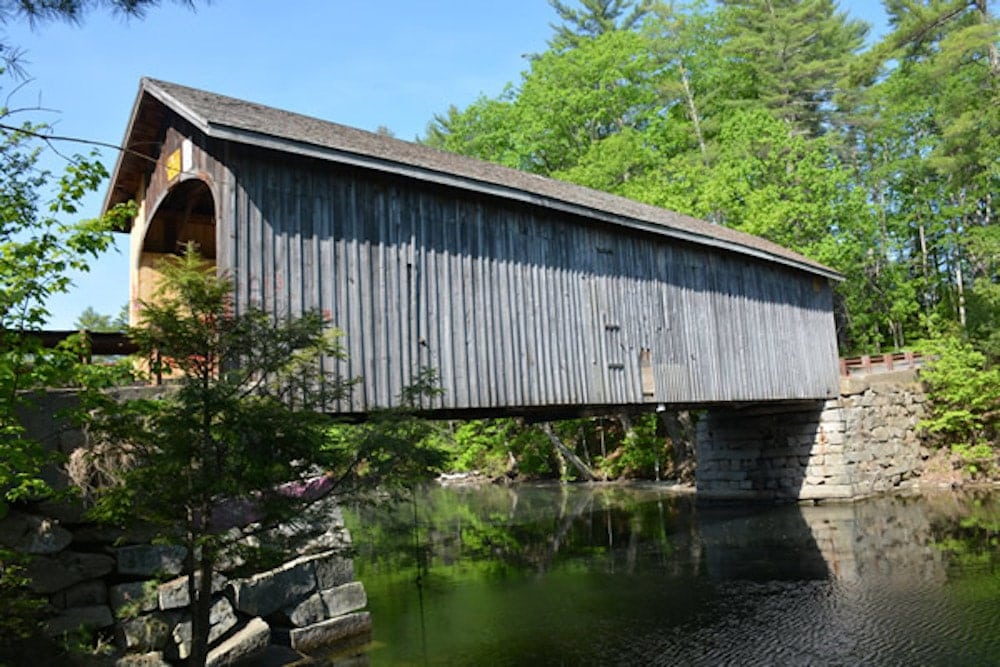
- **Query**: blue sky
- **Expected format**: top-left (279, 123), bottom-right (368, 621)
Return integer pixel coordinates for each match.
top-left (4, 0), bottom-right (887, 328)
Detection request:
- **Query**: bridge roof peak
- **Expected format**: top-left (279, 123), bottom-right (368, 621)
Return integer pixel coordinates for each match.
top-left (106, 77), bottom-right (840, 281)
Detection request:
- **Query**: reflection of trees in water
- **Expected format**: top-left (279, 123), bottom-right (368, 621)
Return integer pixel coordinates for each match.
top-left (348, 486), bottom-right (1000, 666)
top-left (348, 485), bottom-right (998, 590)
top-left (347, 484), bottom-right (699, 579)
top-left (925, 490), bottom-right (1000, 572)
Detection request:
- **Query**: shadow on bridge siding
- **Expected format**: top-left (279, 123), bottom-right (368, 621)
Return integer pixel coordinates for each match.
top-left (236, 155), bottom-right (831, 312)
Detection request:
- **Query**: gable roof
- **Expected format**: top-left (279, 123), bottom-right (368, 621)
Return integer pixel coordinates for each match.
top-left (105, 77), bottom-right (842, 280)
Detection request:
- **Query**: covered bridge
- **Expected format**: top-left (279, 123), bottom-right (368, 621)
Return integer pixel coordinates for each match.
top-left (104, 78), bottom-right (841, 418)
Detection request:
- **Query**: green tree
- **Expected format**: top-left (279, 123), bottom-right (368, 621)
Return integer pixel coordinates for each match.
top-left (828, 0), bottom-right (999, 354)
top-left (872, 0), bottom-right (999, 338)
top-left (919, 332), bottom-right (1000, 450)
top-left (83, 247), bottom-right (348, 665)
top-left (427, 29), bottom-right (660, 180)
top-left (844, 65), bottom-right (940, 350)
top-left (73, 305), bottom-right (127, 332)
top-left (0, 114), bottom-right (133, 515)
top-left (642, 1), bottom-right (726, 169)
top-left (965, 225), bottom-right (1000, 358)
top-left (1, 0), bottom-right (200, 519)
top-left (423, 90), bottom-right (524, 168)
top-left (83, 247), bottom-right (444, 665)
top-left (717, 0), bottom-right (868, 136)
top-left (2, 4), bottom-right (197, 654)
top-left (521, 29), bottom-right (658, 175)
top-left (0, 93), bottom-right (135, 667)
top-left (547, 0), bottom-right (653, 50)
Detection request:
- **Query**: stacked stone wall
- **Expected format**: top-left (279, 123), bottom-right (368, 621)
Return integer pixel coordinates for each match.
top-left (696, 370), bottom-right (928, 501)
top-left (0, 496), bottom-right (370, 665)
top-left (696, 403), bottom-right (831, 500)
top-left (839, 372), bottom-right (927, 495)
top-left (6, 389), bottom-right (371, 665)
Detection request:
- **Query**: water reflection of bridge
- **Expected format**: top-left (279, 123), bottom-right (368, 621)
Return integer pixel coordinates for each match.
top-left (699, 494), bottom-right (946, 584)
top-left (351, 485), bottom-right (985, 664)
top-left (361, 485), bottom-right (948, 585)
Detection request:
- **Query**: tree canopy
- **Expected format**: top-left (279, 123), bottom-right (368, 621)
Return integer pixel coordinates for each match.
top-left (425, 0), bottom-right (1000, 358)
top-left (547, 0), bottom-right (654, 49)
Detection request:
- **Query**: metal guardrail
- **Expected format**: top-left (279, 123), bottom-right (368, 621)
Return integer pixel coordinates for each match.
top-left (839, 352), bottom-right (924, 377)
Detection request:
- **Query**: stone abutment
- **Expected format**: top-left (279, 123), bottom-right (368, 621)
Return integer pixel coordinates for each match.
top-left (696, 370), bottom-right (927, 501)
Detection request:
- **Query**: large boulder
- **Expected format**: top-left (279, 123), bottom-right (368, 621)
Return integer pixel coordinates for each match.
top-left (228, 556), bottom-right (318, 617)
top-left (50, 579), bottom-right (107, 609)
top-left (311, 551), bottom-right (354, 589)
top-left (322, 582), bottom-right (367, 618)
top-left (281, 591), bottom-right (327, 628)
top-left (205, 617), bottom-right (270, 667)
top-left (157, 571), bottom-right (227, 611)
top-left (117, 612), bottom-right (175, 653)
top-left (0, 510), bottom-right (73, 554)
top-left (169, 597), bottom-right (238, 661)
top-left (110, 581), bottom-right (159, 617)
top-left (116, 545), bottom-right (187, 577)
top-left (113, 652), bottom-right (171, 667)
top-left (44, 605), bottom-right (114, 636)
top-left (281, 582), bottom-right (368, 627)
top-left (274, 611), bottom-right (371, 652)
top-left (28, 550), bottom-right (115, 594)
top-left (115, 651), bottom-right (170, 667)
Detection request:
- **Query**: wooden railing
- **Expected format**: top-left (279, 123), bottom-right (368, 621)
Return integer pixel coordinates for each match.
top-left (20, 330), bottom-right (168, 384)
top-left (21, 330), bottom-right (137, 360)
top-left (839, 352), bottom-right (924, 377)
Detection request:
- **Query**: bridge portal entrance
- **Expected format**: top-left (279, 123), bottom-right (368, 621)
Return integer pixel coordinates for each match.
top-left (136, 178), bottom-right (216, 312)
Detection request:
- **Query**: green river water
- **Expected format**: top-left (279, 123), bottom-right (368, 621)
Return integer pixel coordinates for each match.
top-left (339, 483), bottom-right (1000, 666)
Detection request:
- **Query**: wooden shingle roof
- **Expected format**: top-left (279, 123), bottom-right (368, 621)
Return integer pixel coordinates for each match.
top-left (105, 77), bottom-right (841, 280)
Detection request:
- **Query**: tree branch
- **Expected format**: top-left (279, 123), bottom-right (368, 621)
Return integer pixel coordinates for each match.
top-left (0, 122), bottom-right (158, 164)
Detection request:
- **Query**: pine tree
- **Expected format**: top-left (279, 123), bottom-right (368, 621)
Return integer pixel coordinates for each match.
top-left (717, 0), bottom-right (868, 136)
top-left (547, 0), bottom-right (653, 50)
top-left (83, 246), bottom-right (445, 665)
top-left (858, 0), bottom-right (999, 337)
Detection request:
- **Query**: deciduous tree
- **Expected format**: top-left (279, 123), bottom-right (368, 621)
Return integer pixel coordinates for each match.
top-left (0, 82), bottom-right (134, 664)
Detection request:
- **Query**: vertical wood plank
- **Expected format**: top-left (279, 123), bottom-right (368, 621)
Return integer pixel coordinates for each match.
top-left (221, 144), bottom-right (839, 414)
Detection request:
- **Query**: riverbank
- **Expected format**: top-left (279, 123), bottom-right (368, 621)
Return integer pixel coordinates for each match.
top-left (436, 451), bottom-right (1000, 503)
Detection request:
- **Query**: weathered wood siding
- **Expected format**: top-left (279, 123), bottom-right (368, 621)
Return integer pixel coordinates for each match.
top-left (212, 144), bottom-right (839, 414)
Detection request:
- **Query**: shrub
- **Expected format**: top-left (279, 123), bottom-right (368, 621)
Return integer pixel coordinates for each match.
top-left (919, 333), bottom-right (1000, 448)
